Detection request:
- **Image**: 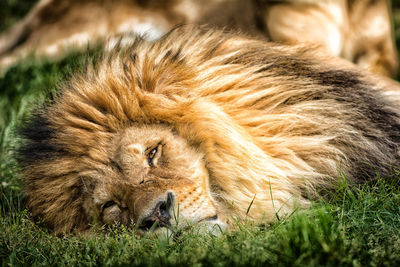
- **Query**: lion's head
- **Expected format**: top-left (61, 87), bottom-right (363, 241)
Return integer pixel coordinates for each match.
top-left (84, 124), bottom-right (222, 233)
top-left (21, 116), bottom-right (225, 234)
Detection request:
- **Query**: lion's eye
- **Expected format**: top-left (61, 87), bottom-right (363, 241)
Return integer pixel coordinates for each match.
top-left (102, 201), bottom-right (116, 211)
top-left (147, 147), bottom-right (158, 167)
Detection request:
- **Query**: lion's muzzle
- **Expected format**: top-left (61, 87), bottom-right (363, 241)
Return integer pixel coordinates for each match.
top-left (139, 192), bottom-right (174, 231)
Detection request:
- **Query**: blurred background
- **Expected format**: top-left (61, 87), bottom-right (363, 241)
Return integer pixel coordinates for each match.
top-left (393, 1), bottom-right (400, 78)
top-left (0, 0), bottom-right (35, 32)
top-left (1, 0), bottom-right (400, 78)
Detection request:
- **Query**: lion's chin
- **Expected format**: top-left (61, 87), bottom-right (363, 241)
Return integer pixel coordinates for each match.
top-left (137, 218), bottom-right (227, 239)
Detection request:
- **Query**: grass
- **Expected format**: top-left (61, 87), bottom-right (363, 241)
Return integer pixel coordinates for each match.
top-left (1, 1), bottom-right (400, 266)
top-left (1, 178), bottom-right (400, 266)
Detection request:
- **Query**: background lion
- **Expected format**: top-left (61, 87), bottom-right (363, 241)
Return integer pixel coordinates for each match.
top-left (19, 26), bottom-right (400, 234)
top-left (0, 0), bottom-right (397, 77)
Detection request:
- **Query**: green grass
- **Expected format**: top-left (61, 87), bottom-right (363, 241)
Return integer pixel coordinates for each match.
top-left (1, 2), bottom-right (400, 266)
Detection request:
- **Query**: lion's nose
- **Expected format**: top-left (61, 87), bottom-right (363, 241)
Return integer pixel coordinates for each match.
top-left (140, 192), bottom-right (174, 230)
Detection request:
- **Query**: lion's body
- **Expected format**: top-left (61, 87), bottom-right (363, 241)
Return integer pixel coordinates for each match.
top-left (20, 27), bottom-right (400, 234)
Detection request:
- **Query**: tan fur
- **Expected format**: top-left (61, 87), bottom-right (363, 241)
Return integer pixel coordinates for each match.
top-left (262, 0), bottom-right (398, 77)
top-left (20, 27), bottom-right (400, 234)
top-left (0, 0), bottom-right (397, 77)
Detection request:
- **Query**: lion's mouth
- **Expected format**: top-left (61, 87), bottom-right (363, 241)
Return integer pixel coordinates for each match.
top-left (139, 217), bottom-right (171, 231)
top-left (199, 214), bottom-right (219, 222)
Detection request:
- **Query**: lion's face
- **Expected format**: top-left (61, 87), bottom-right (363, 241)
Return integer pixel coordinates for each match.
top-left (81, 124), bottom-right (222, 233)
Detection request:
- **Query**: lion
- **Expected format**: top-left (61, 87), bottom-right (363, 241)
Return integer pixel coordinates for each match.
top-left (1, 0), bottom-right (397, 77)
top-left (18, 26), bottom-right (400, 235)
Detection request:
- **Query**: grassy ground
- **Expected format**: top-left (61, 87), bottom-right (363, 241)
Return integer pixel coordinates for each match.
top-left (1, 1), bottom-right (400, 266)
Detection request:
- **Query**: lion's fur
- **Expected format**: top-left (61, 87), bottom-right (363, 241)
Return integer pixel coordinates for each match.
top-left (20, 26), bottom-right (400, 234)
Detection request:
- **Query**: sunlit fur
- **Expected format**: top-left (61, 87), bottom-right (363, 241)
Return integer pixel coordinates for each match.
top-left (20, 26), bottom-right (400, 234)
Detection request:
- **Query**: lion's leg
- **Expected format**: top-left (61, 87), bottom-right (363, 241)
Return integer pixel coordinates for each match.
top-left (0, 0), bottom-right (51, 57)
top-left (260, 0), bottom-right (347, 57)
top-left (343, 0), bottom-right (398, 77)
top-left (0, 0), bottom-right (172, 73)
